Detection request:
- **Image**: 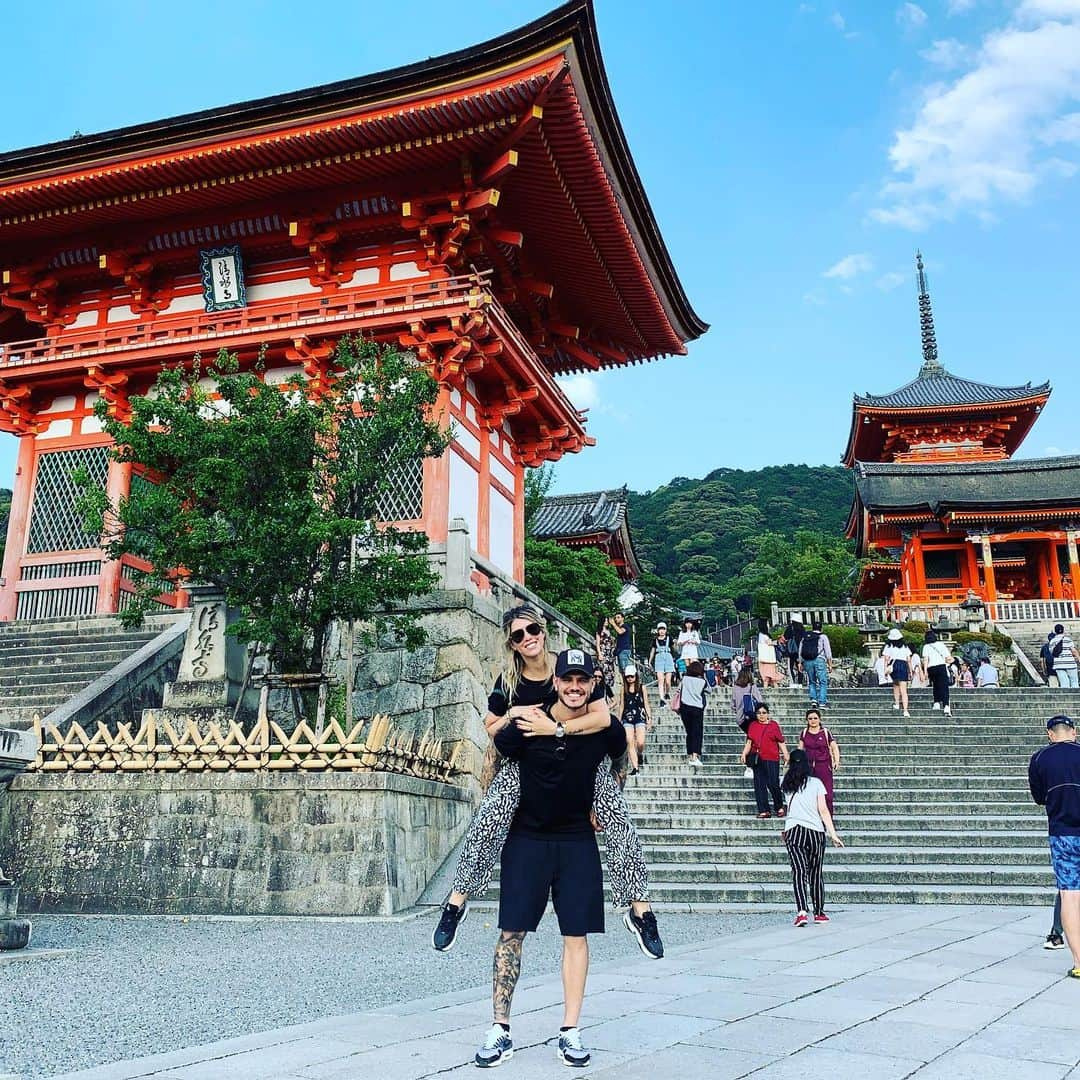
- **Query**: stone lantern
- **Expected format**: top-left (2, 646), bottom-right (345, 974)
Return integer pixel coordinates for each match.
top-left (0, 727), bottom-right (39, 950)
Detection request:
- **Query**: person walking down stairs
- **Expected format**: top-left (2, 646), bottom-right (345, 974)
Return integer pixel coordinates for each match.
top-left (621, 666), bottom-right (651, 775)
top-left (740, 702), bottom-right (789, 819)
top-left (798, 707), bottom-right (840, 814)
top-left (677, 660), bottom-right (709, 768)
top-left (1029, 714), bottom-right (1080, 978)
top-left (781, 749), bottom-right (844, 927)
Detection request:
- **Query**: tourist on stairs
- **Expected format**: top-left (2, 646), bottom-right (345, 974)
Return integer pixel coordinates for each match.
top-left (922, 629), bottom-right (953, 716)
top-left (731, 665), bottom-right (762, 734)
top-left (595, 615), bottom-right (618, 705)
top-left (432, 605), bottom-right (662, 961)
top-left (883, 629), bottom-right (913, 717)
top-left (620, 666), bottom-right (651, 774)
top-left (648, 622), bottom-right (676, 703)
top-left (756, 618), bottom-right (783, 688)
top-left (781, 749), bottom-right (843, 926)
top-left (1049, 624), bottom-right (1080, 688)
top-left (1028, 714), bottom-right (1080, 977)
top-left (740, 702), bottom-right (789, 819)
top-left (798, 707), bottom-right (840, 814)
top-left (800, 619), bottom-right (832, 707)
top-left (677, 660), bottom-right (709, 768)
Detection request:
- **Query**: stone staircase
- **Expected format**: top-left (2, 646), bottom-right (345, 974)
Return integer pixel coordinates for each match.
top-left (998, 620), bottom-right (1076, 675)
top-left (480, 685), bottom-right (1080, 909)
top-left (0, 617), bottom-right (169, 729)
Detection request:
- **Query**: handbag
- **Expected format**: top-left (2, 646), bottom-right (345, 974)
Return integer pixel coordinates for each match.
top-left (670, 688), bottom-right (681, 711)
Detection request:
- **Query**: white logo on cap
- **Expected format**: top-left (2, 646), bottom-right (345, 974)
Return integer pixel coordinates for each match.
top-left (567, 649), bottom-right (585, 666)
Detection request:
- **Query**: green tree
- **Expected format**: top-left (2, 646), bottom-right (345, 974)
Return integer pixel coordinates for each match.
top-left (524, 536), bottom-right (622, 634)
top-left (0, 487), bottom-right (10, 567)
top-left (523, 465), bottom-right (555, 532)
top-left (77, 338), bottom-right (449, 672)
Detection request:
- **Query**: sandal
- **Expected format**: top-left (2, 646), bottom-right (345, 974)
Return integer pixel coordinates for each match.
top-left (776, 808), bottom-right (786, 818)
top-left (757, 811), bottom-right (771, 819)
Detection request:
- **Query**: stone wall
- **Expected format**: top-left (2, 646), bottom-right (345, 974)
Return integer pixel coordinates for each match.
top-left (0, 770), bottom-right (471, 916)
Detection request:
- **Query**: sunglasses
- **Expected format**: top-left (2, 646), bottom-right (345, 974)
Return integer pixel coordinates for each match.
top-left (509, 622), bottom-right (543, 645)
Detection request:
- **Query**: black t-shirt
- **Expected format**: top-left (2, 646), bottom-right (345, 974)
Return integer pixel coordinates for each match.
top-left (487, 673), bottom-right (604, 717)
top-left (615, 628), bottom-right (631, 653)
top-left (494, 711), bottom-right (626, 837)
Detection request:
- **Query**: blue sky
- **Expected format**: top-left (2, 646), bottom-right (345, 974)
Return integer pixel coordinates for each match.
top-left (2, 0), bottom-right (1079, 497)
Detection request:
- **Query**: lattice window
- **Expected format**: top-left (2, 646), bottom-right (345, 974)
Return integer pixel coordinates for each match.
top-left (375, 455), bottom-right (424, 522)
top-left (27, 447), bottom-right (109, 554)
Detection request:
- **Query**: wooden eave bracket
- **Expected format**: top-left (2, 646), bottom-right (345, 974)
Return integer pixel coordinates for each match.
top-left (84, 364), bottom-right (131, 420)
top-left (288, 219), bottom-right (349, 289)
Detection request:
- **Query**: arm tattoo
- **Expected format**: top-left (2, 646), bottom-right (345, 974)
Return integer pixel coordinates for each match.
top-left (492, 931), bottom-right (525, 1022)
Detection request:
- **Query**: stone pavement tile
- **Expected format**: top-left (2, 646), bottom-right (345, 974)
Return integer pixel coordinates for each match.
top-left (727, 1045), bottom-right (924, 1080)
top-left (963, 961), bottom-right (1065, 990)
top-left (887, 999), bottom-right (1009, 1030)
top-left (906, 1050), bottom-right (1070, 1079)
top-left (765, 991), bottom-right (895, 1027)
top-left (932, 946), bottom-right (1022, 970)
top-left (920, 977), bottom-right (1043, 1008)
top-left (586, 1042), bottom-right (776, 1080)
top-left (690, 1015), bottom-right (846, 1055)
top-left (585, 1012), bottom-right (719, 1054)
top-left (627, 971), bottom-right (759, 997)
top-left (681, 953), bottom-right (785, 978)
top-left (572, 988), bottom-right (682, 1018)
top-left (1009, 998), bottom-right (1080, 1031)
top-left (655, 989), bottom-right (785, 1022)
top-left (736, 972), bottom-right (840, 999)
top-left (877, 958), bottom-right (976, 982)
top-left (957, 1020), bottom-right (1080, 1067)
top-left (818, 1018), bottom-right (968, 1062)
top-left (294, 1038), bottom-right (475, 1080)
top-left (433, 1047), bottom-right (634, 1079)
top-left (838, 973), bottom-right (942, 1003)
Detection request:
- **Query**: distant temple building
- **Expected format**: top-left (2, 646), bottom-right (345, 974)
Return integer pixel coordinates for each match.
top-left (0, 2), bottom-right (704, 621)
top-left (846, 254), bottom-right (1080, 613)
top-left (531, 486), bottom-right (641, 582)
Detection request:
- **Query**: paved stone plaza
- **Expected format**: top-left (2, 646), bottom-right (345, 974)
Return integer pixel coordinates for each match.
top-left (30, 905), bottom-right (1080, 1080)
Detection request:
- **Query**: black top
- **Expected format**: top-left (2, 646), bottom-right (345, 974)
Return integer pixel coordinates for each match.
top-left (487, 673), bottom-right (604, 717)
top-left (1029, 741), bottom-right (1080, 837)
top-left (615, 628), bottom-right (631, 653)
top-left (495, 712), bottom-right (626, 837)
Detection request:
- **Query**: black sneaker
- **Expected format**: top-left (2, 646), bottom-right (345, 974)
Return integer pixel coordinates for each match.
top-left (475, 1024), bottom-right (513, 1068)
top-left (1045, 932), bottom-right (1066, 950)
top-left (432, 899), bottom-right (469, 952)
top-left (556, 1027), bottom-right (590, 1067)
top-left (623, 908), bottom-right (664, 959)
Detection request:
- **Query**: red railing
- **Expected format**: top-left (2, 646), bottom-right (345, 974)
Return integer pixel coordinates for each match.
top-left (0, 273), bottom-right (489, 369)
top-left (892, 588), bottom-right (973, 606)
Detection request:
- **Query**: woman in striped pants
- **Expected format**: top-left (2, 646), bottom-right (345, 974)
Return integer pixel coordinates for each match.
top-left (780, 749), bottom-right (843, 927)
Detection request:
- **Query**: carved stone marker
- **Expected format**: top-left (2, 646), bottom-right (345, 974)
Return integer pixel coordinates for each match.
top-left (162, 584), bottom-right (246, 711)
top-left (1, 726), bottom-right (39, 950)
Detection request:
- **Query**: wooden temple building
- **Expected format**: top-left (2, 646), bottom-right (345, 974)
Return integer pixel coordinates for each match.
top-left (0, 1), bottom-right (704, 622)
top-left (846, 254), bottom-right (1080, 614)
top-left (531, 486), bottom-right (641, 581)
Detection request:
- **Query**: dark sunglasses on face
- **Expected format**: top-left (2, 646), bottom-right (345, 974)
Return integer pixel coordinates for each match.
top-left (509, 622), bottom-right (543, 645)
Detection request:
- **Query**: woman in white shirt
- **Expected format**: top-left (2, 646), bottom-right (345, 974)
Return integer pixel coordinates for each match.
top-left (883, 628), bottom-right (913, 717)
top-left (922, 629), bottom-right (953, 715)
top-left (677, 618), bottom-right (701, 666)
top-left (781, 749), bottom-right (843, 926)
top-left (756, 618), bottom-right (782, 688)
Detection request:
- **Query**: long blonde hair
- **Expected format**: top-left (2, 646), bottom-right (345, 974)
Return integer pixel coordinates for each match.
top-left (500, 604), bottom-right (553, 702)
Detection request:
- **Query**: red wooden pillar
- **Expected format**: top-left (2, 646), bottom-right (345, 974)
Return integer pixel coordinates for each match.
top-left (96, 458), bottom-right (131, 614)
top-left (422, 387), bottom-right (452, 545)
top-left (512, 460), bottom-right (525, 584)
top-left (1050, 538), bottom-right (1065, 598)
top-left (0, 436), bottom-right (36, 622)
top-left (911, 534), bottom-right (927, 591)
top-left (477, 435), bottom-right (491, 560)
top-left (964, 539), bottom-right (980, 594)
top-left (1035, 541), bottom-right (1051, 599)
top-left (1068, 530), bottom-right (1080, 601)
top-left (981, 537), bottom-right (998, 603)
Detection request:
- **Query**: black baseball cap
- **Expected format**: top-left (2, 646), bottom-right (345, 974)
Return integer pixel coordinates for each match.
top-left (555, 648), bottom-right (595, 678)
top-left (1047, 715), bottom-right (1076, 730)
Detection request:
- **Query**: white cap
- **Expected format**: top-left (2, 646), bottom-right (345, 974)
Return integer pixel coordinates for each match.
top-left (656, 622), bottom-right (667, 630)
top-left (624, 664), bottom-right (638, 677)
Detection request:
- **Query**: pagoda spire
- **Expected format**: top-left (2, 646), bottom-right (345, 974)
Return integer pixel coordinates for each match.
top-left (916, 250), bottom-right (943, 376)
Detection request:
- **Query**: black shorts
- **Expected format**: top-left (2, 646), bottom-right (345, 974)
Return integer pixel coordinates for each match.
top-left (498, 831), bottom-right (605, 937)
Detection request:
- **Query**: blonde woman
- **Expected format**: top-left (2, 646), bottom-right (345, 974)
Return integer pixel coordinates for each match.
top-left (432, 605), bottom-right (663, 959)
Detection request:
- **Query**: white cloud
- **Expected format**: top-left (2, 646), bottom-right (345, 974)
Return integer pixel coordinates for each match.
top-left (947, 0), bottom-right (976, 13)
top-left (870, 3), bottom-right (1080, 229)
top-left (557, 373), bottom-right (599, 411)
top-left (1044, 445), bottom-right (1080, 455)
top-left (798, 2), bottom-right (816, 12)
top-left (876, 270), bottom-right (908, 291)
top-left (829, 10), bottom-right (846, 30)
top-left (824, 253), bottom-right (875, 279)
top-left (803, 288), bottom-right (827, 306)
top-left (920, 37), bottom-right (973, 67)
top-left (1041, 110), bottom-right (1080, 142)
top-left (897, 3), bottom-right (929, 30)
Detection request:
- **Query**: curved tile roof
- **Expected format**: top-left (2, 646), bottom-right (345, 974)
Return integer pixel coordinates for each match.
top-left (854, 365), bottom-right (1050, 409)
top-left (532, 486), bottom-right (629, 538)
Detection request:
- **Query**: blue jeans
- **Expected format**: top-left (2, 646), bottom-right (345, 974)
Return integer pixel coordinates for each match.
top-left (805, 657), bottom-right (828, 704)
top-left (1058, 666), bottom-right (1079, 689)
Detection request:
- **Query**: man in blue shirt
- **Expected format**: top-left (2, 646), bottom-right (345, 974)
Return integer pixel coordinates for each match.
top-left (1029, 714), bottom-right (1080, 977)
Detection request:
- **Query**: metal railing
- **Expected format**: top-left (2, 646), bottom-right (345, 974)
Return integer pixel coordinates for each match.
top-left (987, 599), bottom-right (1080, 623)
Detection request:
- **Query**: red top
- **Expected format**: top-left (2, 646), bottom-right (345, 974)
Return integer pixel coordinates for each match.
top-left (748, 719), bottom-right (786, 763)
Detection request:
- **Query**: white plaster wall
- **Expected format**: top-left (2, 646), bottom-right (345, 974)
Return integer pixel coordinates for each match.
top-left (490, 489), bottom-right (515, 577)
top-left (449, 453), bottom-right (479, 551)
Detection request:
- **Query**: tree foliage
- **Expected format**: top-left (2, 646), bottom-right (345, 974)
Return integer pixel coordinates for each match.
top-left (524, 536), bottom-right (622, 633)
top-left (77, 338), bottom-right (449, 672)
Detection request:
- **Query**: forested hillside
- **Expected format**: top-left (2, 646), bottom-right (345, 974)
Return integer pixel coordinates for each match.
top-left (627, 465), bottom-right (856, 622)
top-left (0, 488), bottom-right (9, 565)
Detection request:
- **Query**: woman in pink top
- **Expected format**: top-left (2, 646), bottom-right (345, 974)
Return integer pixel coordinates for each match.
top-left (798, 707), bottom-right (840, 813)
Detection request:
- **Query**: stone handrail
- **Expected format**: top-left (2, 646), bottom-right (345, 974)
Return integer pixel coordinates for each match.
top-left (770, 602), bottom-right (967, 628)
top-left (1007, 637), bottom-right (1045, 687)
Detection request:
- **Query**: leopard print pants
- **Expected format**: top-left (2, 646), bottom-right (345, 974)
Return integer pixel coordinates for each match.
top-left (449, 758), bottom-right (650, 907)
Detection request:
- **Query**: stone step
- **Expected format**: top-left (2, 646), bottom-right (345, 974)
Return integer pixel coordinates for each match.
top-left (623, 792), bottom-right (1035, 809)
top-left (629, 844), bottom-right (1052, 866)
top-left (633, 862), bottom-right (1055, 887)
top-left (0, 665), bottom-right (119, 689)
top-left (629, 813), bottom-right (1040, 831)
top-left (633, 826), bottom-right (1046, 847)
top-left (0, 638), bottom-right (156, 660)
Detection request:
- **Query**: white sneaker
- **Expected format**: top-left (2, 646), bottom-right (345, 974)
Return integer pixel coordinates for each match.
top-left (690, 756), bottom-right (702, 769)
top-left (903, 710), bottom-right (911, 718)
top-left (557, 1027), bottom-right (591, 1068)
top-left (932, 702), bottom-right (942, 711)
top-left (893, 703), bottom-right (900, 711)
top-left (475, 1024), bottom-right (513, 1068)
top-left (943, 705), bottom-right (952, 715)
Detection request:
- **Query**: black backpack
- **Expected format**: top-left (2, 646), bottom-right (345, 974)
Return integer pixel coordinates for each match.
top-left (800, 632), bottom-right (820, 661)
top-left (1052, 636), bottom-right (1065, 659)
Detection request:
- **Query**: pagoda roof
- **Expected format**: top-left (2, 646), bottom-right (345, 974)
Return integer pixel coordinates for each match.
top-left (853, 362), bottom-right (1050, 410)
top-left (533, 486), bottom-right (631, 539)
top-left (0, 1), bottom-right (705, 372)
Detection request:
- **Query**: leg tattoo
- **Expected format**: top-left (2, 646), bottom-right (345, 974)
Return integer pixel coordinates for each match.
top-left (493, 931), bottom-right (525, 1023)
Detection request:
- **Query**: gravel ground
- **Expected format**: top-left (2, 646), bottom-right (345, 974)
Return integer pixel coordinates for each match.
top-left (1, 910), bottom-right (777, 1078)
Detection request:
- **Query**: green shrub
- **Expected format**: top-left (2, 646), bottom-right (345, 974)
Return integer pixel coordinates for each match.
top-left (823, 624), bottom-right (863, 658)
top-left (954, 629), bottom-right (1012, 652)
